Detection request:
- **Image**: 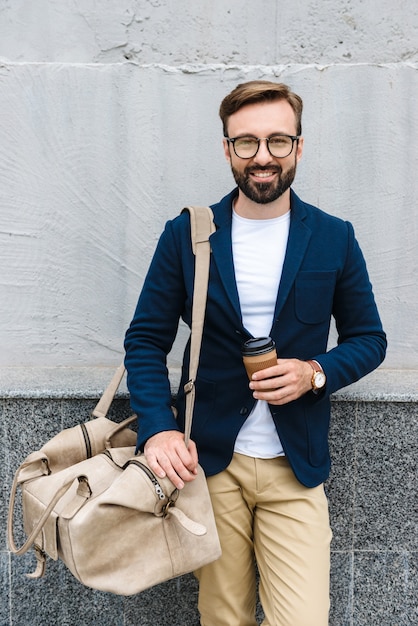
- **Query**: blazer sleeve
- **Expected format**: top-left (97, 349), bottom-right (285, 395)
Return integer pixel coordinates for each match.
top-left (124, 213), bottom-right (193, 450)
top-left (316, 220), bottom-right (387, 395)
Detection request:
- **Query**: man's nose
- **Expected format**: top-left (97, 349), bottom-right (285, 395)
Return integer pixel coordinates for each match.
top-left (254, 139), bottom-right (273, 164)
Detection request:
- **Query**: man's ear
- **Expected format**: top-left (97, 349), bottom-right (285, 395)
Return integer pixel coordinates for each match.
top-left (223, 138), bottom-right (231, 162)
top-left (296, 136), bottom-right (304, 164)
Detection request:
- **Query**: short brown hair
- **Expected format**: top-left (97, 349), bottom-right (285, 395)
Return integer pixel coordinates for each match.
top-left (219, 80), bottom-right (303, 137)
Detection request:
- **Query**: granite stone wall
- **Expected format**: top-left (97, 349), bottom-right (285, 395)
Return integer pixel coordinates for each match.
top-left (1, 370), bottom-right (417, 625)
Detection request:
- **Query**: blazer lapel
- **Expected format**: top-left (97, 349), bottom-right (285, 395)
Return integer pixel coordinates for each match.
top-left (209, 216), bottom-right (243, 322)
top-left (208, 189), bottom-right (312, 331)
top-left (209, 192), bottom-right (243, 325)
top-left (272, 192), bottom-right (312, 323)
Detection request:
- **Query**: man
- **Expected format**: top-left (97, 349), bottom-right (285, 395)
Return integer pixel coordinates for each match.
top-left (124, 81), bottom-right (386, 626)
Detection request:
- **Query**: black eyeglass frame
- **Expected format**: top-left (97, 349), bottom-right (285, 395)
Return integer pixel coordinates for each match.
top-left (225, 134), bottom-right (300, 159)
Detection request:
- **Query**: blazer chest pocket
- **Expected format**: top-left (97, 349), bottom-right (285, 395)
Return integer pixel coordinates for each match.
top-left (295, 271), bottom-right (336, 324)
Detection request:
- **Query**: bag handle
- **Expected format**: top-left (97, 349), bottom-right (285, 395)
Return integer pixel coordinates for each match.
top-left (8, 470), bottom-right (89, 560)
top-left (92, 362), bottom-right (126, 419)
top-left (90, 206), bottom-right (215, 445)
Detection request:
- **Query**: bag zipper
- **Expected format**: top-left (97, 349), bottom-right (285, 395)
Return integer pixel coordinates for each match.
top-left (100, 450), bottom-right (166, 501)
top-left (128, 459), bottom-right (166, 500)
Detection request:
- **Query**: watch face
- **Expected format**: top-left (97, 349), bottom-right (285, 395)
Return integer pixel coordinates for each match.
top-left (314, 371), bottom-right (326, 388)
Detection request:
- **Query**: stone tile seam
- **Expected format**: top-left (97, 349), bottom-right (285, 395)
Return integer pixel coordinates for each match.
top-left (0, 61), bottom-right (416, 71)
top-left (2, 394), bottom-right (417, 402)
top-left (351, 401), bottom-right (360, 554)
top-left (331, 548), bottom-right (416, 553)
top-left (7, 550), bottom-right (11, 626)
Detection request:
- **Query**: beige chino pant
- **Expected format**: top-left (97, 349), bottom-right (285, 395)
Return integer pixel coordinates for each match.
top-left (196, 453), bottom-right (332, 626)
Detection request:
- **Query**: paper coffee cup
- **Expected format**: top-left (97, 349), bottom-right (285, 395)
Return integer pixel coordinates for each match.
top-left (242, 337), bottom-right (277, 380)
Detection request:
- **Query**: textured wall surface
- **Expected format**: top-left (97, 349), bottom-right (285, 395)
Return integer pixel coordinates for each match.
top-left (0, 1), bottom-right (417, 65)
top-left (0, 1), bottom-right (417, 371)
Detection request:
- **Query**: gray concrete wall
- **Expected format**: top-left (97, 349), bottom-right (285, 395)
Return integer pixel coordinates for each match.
top-left (0, 0), bottom-right (417, 370)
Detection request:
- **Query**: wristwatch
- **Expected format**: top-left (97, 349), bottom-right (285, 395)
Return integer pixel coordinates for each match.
top-left (307, 360), bottom-right (326, 393)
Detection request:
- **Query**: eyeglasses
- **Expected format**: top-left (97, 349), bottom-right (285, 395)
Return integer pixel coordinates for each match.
top-left (226, 134), bottom-right (300, 159)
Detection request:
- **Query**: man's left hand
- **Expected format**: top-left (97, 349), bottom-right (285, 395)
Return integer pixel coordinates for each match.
top-left (249, 358), bottom-right (313, 404)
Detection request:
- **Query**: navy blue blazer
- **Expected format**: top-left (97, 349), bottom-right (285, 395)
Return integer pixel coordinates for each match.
top-left (124, 188), bottom-right (386, 487)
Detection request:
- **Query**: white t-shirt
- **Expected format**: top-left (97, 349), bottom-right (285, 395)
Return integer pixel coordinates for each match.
top-left (232, 209), bottom-right (290, 458)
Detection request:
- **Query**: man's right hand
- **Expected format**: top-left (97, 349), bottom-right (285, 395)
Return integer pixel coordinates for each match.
top-left (144, 430), bottom-right (199, 490)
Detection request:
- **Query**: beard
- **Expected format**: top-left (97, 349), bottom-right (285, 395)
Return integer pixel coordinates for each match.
top-left (231, 161), bottom-right (297, 205)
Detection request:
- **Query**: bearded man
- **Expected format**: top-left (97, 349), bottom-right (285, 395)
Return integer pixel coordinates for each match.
top-left (124, 81), bottom-right (386, 626)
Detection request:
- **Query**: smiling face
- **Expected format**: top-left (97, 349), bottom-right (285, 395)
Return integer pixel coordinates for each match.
top-left (223, 99), bottom-right (304, 217)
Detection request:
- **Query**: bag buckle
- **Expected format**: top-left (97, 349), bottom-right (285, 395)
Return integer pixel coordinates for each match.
top-left (162, 489), bottom-right (179, 517)
top-left (26, 544), bottom-right (46, 579)
top-left (184, 379), bottom-right (195, 394)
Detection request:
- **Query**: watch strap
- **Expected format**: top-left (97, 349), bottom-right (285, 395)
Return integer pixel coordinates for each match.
top-left (307, 359), bottom-right (322, 374)
top-left (307, 359), bottom-right (326, 392)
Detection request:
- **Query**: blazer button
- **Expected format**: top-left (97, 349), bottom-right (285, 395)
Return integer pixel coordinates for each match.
top-left (239, 407), bottom-right (248, 416)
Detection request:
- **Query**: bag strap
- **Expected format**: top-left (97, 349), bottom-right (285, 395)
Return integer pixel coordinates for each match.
top-left (181, 206), bottom-right (215, 445)
top-left (92, 206), bottom-right (215, 445)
